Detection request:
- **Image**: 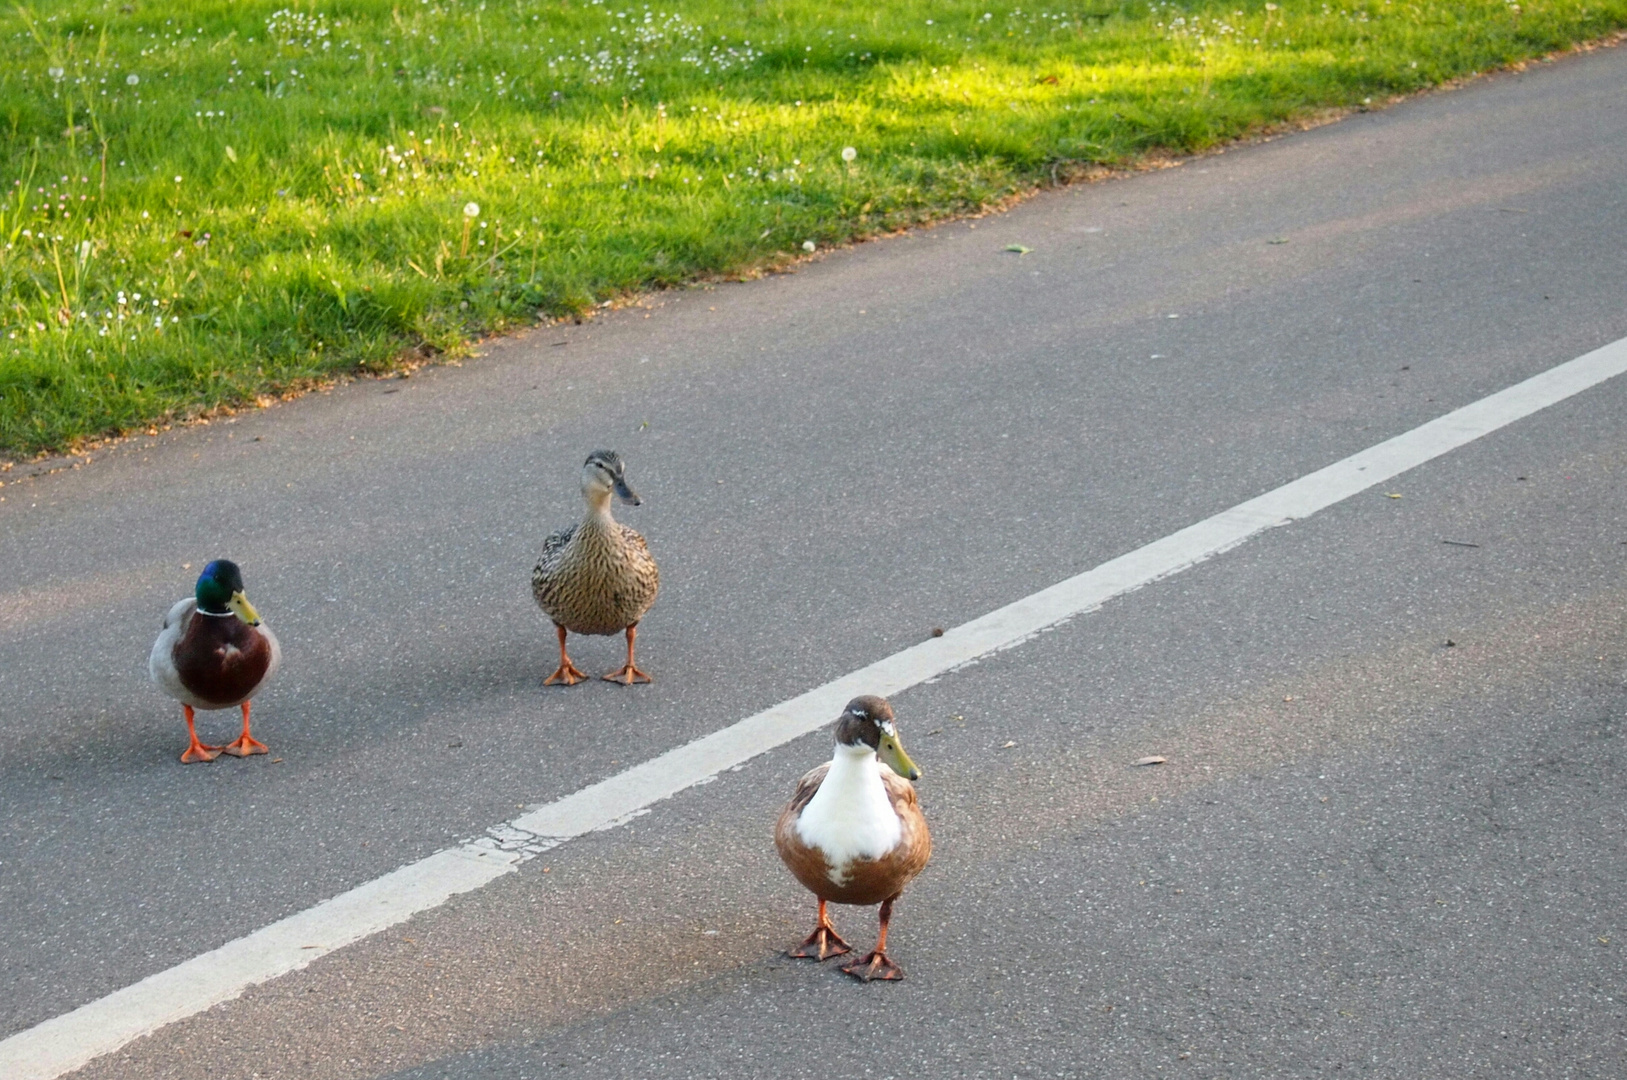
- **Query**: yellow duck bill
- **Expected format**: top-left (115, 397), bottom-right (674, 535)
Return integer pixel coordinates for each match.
top-left (227, 591), bottom-right (263, 626)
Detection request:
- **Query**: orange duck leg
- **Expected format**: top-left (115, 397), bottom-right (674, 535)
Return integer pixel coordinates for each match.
top-left (840, 895), bottom-right (906, 981)
top-left (179, 705), bottom-right (221, 764)
top-left (789, 898), bottom-right (852, 960)
top-left (220, 700), bottom-right (269, 757)
top-left (602, 624), bottom-right (652, 685)
top-left (544, 624), bottom-right (589, 686)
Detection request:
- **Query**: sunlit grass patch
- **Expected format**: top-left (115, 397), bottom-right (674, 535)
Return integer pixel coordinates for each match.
top-left (1, 0), bottom-right (1623, 456)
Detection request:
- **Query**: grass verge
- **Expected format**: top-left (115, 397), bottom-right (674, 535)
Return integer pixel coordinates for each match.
top-left (2, 0), bottom-right (1623, 458)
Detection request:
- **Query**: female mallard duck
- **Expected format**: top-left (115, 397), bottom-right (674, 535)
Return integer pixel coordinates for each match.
top-left (149, 559), bottom-right (282, 764)
top-left (775, 695), bottom-right (931, 981)
top-left (531, 450), bottom-right (660, 686)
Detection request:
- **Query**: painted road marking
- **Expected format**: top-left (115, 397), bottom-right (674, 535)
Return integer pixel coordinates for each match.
top-left (4, 334), bottom-right (1626, 1080)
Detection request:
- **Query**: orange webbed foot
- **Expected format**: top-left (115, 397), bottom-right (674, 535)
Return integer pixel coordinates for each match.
top-left (220, 733), bottom-right (269, 757)
top-left (840, 950), bottom-right (904, 981)
top-left (788, 925), bottom-right (852, 961)
top-left (601, 663), bottom-right (652, 685)
top-left (544, 660), bottom-right (589, 686)
top-left (180, 742), bottom-right (221, 764)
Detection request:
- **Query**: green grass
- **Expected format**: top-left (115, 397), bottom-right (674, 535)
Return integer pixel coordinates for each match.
top-left (2, 0), bottom-right (1623, 457)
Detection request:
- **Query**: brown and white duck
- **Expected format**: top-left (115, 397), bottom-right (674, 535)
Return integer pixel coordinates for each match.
top-left (531, 450), bottom-right (660, 685)
top-left (775, 695), bottom-right (932, 981)
top-left (149, 559), bottom-right (282, 763)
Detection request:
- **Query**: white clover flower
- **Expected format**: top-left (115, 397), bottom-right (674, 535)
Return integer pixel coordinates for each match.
top-left (841, 146), bottom-right (857, 162)
top-left (463, 201), bottom-right (480, 218)
top-left (127, 74), bottom-right (140, 85)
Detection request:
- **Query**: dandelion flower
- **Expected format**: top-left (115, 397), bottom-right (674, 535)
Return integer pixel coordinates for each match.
top-left (48, 67), bottom-right (64, 79)
top-left (463, 201), bottom-right (480, 218)
top-left (841, 146), bottom-right (857, 162)
top-left (802, 240), bottom-right (816, 252)
top-left (126, 74), bottom-right (140, 85)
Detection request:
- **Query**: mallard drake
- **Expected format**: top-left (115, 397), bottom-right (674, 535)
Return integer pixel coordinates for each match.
top-left (775, 695), bottom-right (931, 981)
top-left (149, 560), bottom-right (282, 764)
top-left (531, 450), bottom-right (660, 686)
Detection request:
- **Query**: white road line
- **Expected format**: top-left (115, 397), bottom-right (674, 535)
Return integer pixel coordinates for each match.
top-left (5, 335), bottom-right (1626, 1079)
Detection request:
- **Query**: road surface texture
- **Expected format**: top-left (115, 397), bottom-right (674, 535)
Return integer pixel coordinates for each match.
top-left (1, 41), bottom-right (1624, 1080)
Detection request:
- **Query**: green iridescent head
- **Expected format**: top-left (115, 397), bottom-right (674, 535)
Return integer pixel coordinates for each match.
top-left (195, 559), bottom-right (262, 625)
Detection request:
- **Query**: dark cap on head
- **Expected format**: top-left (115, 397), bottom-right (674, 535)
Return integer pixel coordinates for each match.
top-left (585, 449), bottom-right (625, 473)
top-left (584, 449), bottom-right (640, 505)
top-left (833, 695), bottom-right (919, 780)
top-left (834, 695), bottom-right (895, 749)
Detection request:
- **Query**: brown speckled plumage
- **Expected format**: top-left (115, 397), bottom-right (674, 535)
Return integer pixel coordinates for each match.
top-left (775, 762), bottom-right (932, 906)
top-left (532, 451), bottom-right (660, 685)
top-left (531, 515), bottom-right (659, 635)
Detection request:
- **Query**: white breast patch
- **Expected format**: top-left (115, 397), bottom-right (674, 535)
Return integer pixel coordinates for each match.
top-left (795, 745), bottom-right (902, 886)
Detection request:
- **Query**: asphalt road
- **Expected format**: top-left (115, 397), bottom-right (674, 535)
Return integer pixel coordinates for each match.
top-left (2, 40), bottom-right (1625, 1079)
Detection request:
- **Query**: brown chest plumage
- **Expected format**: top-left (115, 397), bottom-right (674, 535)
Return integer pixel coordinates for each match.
top-left (175, 613), bottom-right (273, 707)
top-left (774, 765), bottom-right (933, 907)
top-left (532, 518), bottom-right (659, 635)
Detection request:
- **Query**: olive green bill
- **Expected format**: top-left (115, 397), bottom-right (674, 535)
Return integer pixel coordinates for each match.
top-left (877, 728), bottom-right (921, 781)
